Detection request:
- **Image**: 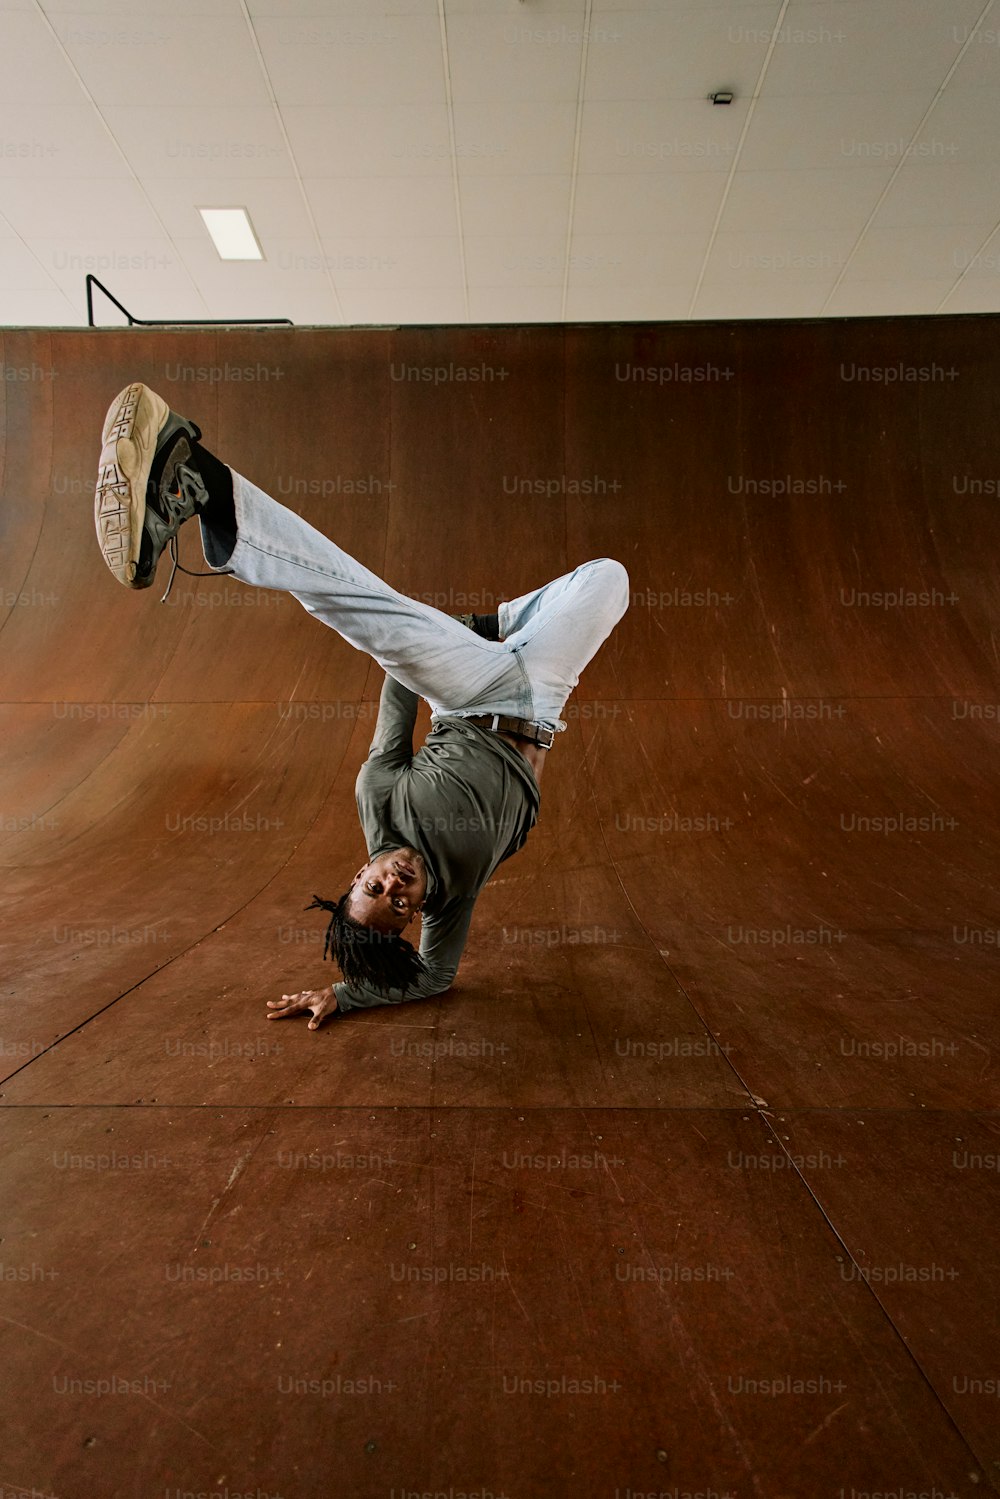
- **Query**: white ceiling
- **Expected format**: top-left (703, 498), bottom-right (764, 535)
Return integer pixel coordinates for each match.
top-left (2, 0), bottom-right (999, 327)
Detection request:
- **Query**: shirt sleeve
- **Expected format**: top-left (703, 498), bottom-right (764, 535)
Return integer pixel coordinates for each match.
top-left (333, 893), bottom-right (478, 1014)
top-left (354, 673), bottom-right (418, 882)
top-left (366, 673), bottom-right (418, 767)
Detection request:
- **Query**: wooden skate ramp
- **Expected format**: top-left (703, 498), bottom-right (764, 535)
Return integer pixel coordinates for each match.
top-left (1, 321), bottom-right (998, 1498)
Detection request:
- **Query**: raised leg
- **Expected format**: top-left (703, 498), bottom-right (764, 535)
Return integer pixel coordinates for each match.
top-left (199, 466), bottom-right (534, 721)
top-left (499, 559), bottom-right (631, 723)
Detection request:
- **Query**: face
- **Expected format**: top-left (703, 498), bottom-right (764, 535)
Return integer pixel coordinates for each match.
top-left (347, 846), bottom-right (428, 934)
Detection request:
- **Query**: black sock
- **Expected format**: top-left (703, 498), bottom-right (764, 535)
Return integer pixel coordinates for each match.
top-left (472, 612), bottom-right (500, 641)
top-left (191, 441), bottom-right (237, 566)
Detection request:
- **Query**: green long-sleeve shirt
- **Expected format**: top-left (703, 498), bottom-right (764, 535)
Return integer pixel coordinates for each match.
top-left (332, 674), bottom-right (541, 1014)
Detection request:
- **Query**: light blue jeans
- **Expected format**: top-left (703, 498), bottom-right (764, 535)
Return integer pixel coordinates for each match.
top-left (203, 470), bottom-right (630, 735)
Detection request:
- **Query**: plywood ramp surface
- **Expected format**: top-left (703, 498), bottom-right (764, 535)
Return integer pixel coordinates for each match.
top-left (1, 322), bottom-right (997, 1498)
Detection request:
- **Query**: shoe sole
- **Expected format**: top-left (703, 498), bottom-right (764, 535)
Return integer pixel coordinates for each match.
top-left (94, 382), bottom-right (172, 588)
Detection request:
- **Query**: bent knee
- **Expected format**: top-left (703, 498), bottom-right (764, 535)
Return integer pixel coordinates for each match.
top-left (594, 557), bottom-right (630, 615)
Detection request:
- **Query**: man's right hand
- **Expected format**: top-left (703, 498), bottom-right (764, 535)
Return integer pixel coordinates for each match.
top-left (266, 985), bottom-right (338, 1030)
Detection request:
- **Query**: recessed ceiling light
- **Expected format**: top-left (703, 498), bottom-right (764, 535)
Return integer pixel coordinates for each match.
top-left (198, 207), bottom-right (263, 261)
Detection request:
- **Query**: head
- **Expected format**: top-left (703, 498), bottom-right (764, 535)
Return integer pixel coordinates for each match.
top-left (346, 846), bottom-right (428, 932)
top-left (307, 846), bottom-right (430, 997)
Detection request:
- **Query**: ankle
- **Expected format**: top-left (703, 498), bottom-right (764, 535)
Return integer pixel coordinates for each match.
top-left (471, 612), bottom-right (500, 640)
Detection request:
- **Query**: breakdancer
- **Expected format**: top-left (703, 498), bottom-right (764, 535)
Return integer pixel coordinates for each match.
top-left (94, 383), bottom-right (629, 1030)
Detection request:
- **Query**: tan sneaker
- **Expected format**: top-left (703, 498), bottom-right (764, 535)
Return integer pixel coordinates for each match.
top-left (93, 382), bottom-right (204, 589)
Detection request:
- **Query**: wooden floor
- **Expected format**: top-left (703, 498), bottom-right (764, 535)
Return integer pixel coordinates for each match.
top-left (1, 321), bottom-right (998, 1499)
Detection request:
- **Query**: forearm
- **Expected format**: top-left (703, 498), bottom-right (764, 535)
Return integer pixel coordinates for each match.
top-left (333, 966), bottom-right (455, 1014)
top-left (369, 674), bottom-right (418, 760)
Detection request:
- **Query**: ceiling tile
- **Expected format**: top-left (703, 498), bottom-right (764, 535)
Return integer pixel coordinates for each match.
top-left (40, 0), bottom-right (244, 11)
top-left (304, 236), bottom-right (463, 290)
top-left (452, 102), bottom-right (578, 176)
top-left (0, 105), bottom-right (129, 178)
top-left (174, 232), bottom-right (461, 310)
top-left (760, 0), bottom-right (985, 97)
top-left (873, 163), bottom-right (1000, 227)
top-left (466, 286), bottom-right (563, 323)
top-left (721, 167), bottom-right (891, 231)
top-left (464, 236), bottom-right (567, 289)
top-left (570, 231), bottom-right (710, 281)
top-left (947, 15), bottom-right (1000, 88)
top-left (573, 171), bottom-right (725, 236)
top-left (446, 12), bottom-right (584, 103)
top-left (459, 176), bottom-right (572, 238)
top-left (563, 284), bottom-right (693, 320)
top-left (0, 12), bottom-right (82, 104)
top-left (338, 287), bottom-right (468, 324)
top-left (445, 0), bottom-right (584, 13)
top-left (940, 277), bottom-right (1000, 313)
top-left (702, 228), bottom-right (860, 284)
top-left (253, 13), bottom-right (443, 107)
top-left (740, 92), bottom-right (939, 172)
top-left (48, 12), bottom-right (270, 108)
top-left (691, 282), bottom-right (834, 318)
top-left (0, 175), bottom-right (163, 240)
top-left (95, 106), bottom-right (291, 180)
top-left (591, 0), bottom-right (774, 9)
top-left (0, 235), bottom-right (59, 288)
top-left (578, 100), bottom-right (745, 175)
top-left (0, 287), bottom-right (83, 325)
top-left (952, 233), bottom-right (1000, 280)
top-left (142, 177), bottom-right (313, 244)
top-left (159, 236), bottom-right (341, 324)
top-left (845, 224), bottom-right (998, 281)
top-left (911, 85), bottom-right (1000, 162)
top-left (585, 4), bottom-right (779, 101)
top-left (282, 105), bottom-right (453, 178)
top-left (249, 0), bottom-right (435, 14)
top-left (823, 277), bottom-right (959, 315)
top-left (28, 235), bottom-right (194, 318)
top-left (308, 177), bottom-right (457, 239)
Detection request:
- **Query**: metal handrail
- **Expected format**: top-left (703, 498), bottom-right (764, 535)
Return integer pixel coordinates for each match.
top-left (85, 274), bottom-right (293, 328)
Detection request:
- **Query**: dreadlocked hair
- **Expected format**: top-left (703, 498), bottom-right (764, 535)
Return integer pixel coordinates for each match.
top-left (306, 894), bottom-right (427, 998)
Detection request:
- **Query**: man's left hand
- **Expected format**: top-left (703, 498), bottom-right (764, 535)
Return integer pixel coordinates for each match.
top-left (266, 986), bottom-right (338, 1030)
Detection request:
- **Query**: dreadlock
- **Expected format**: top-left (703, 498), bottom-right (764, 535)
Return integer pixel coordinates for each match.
top-left (306, 893), bottom-right (428, 998)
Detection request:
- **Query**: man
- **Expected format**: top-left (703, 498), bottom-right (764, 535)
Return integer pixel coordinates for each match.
top-left (94, 382), bottom-right (629, 1030)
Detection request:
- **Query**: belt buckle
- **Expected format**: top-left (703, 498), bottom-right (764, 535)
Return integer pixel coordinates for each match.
top-left (534, 724), bottom-right (555, 750)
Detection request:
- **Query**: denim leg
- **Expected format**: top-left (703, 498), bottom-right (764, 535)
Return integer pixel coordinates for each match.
top-left (498, 559), bottom-right (631, 724)
top-left (200, 471), bottom-right (533, 720)
top-left (198, 469), bottom-right (628, 728)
